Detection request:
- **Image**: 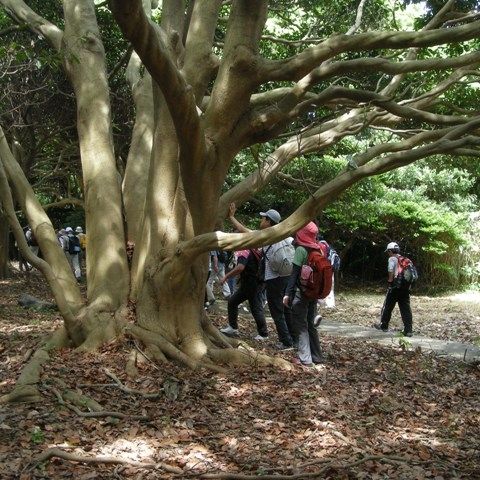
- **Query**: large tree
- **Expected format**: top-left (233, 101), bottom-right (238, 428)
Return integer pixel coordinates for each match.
top-left (1, 0), bottom-right (480, 400)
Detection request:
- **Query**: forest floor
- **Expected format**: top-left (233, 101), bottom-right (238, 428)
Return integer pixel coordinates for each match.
top-left (1, 269), bottom-right (479, 479)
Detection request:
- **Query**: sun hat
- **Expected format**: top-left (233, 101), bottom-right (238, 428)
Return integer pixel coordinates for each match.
top-left (65, 227), bottom-right (73, 233)
top-left (295, 222), bottom-right (321, 249)
top-left (259, 209), bottom-right (281, 224)
top-left (385, 241), bottom-right (399, 252)
top-left (75, 226), bottom-right (83, 233)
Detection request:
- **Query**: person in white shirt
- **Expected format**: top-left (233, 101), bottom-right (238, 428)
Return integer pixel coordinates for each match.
top-left (226, 203), bottom-right (295, 349)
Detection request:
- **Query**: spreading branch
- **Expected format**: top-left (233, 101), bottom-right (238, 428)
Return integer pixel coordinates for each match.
top-left (0, 0), bottom-right (63, 51)
top-left (260, 19), bottom-right (480, 82)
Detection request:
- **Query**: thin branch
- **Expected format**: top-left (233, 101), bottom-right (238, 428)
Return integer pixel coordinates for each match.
top-left (443, 12), bottom-right (480, 28)
top-left (108, 45), bottom-right (134, 81)
top-left (42, 198), bottom-right (84, 210)
top-left (260, 34), bottom-right (323, 46)
top-left (0, 24), bottom-right (23, 36)
top-left (346, 0), bottom-right (368, 35)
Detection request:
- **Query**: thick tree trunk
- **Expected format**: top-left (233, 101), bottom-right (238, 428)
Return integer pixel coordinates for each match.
top-left (63, 0), bottom-right (129, 314)
top-left (122, 71), bottom-right (153, 246)
top-left (122, 0), bottom-right (154, 247)
top-left (0, 210), bottom-right (9, 279)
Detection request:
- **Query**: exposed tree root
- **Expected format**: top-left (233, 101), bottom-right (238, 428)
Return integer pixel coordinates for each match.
top-left (208, 347), bottom-right (293, 370)
top-left (195, 454), bottom-right (423, 479)
top-left (201, 313), bottom-right (235, 349)
top-left (27, 448), bottom-right (182, 474)
top-left (45, 385), bottom-right (150, 421)
top-left (129, 325), bottom-right (199, 369)
top-left (104, 368), bottom-right (161, 399)
top-left (76, 310), bottom-right (123, 352)
top-left (143, 343), bottom-right (168, 365)
top-left (126, 349), bottom-right (141, 378)
top-left (28, 448), bottom-right (430, 479)
top-left (0, 327), bottom-right (69, 404)
top-left (198, 358), bottom-right (228, 374)
top-left (51, 377), bottom-right (104, 412)
top-left (128, 318), bottom-right (293, 372)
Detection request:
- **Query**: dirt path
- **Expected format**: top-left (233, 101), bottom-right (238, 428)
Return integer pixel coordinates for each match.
top-left (323, 289), bottom-right (480, 344)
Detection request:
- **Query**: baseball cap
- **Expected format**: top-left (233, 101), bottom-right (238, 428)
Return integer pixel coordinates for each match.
top-left (259, 209), bottom-right (281, 224)
top-left (385, 241), bottom-right (399, 251)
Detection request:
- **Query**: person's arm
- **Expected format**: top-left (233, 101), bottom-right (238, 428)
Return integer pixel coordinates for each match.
top-left (221, 263), bottom-right (245, 284)
top-left (387, 256), bottom-right (396, 286)
top-left (212, 252), bottom-right (219, 272)
top-left (228, 202), bottom-right (252, 233)
top-left (283, 264), bottom-right (301, 307)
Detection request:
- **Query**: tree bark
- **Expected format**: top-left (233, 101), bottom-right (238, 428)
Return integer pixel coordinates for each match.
top-left (62, 0), bottom-right (130, 313)
top-left (123, 0), bottom-right (154, 246)
top-left (0, 209), bottom-right (9, 279)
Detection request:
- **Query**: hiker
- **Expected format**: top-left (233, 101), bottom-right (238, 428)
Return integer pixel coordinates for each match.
top-left (315, 238), bottom-right (341, 326)
top-left (225, 250), bottom-right (238, 294)
top-left (75, 226), bottom-right (86, 270)
top-left (283, 222), bottom-right (325, 366)
top-left (374, 242), bottom-right (413, 337)
top-left (57, 229), bottom-right (70, 257)
top-left (25, 227), bottom-right (39, 257)
top-left (65, 227), bottom-right (81, 280)
top-left (204, 251), bottom-right (216, 309)
top-left (226, 203), bottom-right (295, 349)
top-left (220, 248), bottom-right (269, 340)
top-left (206, 250), bottom-right (231, 305)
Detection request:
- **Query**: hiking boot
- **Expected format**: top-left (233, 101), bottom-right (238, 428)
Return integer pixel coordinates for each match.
top-left (275, 342), bottom-right (294, 351)
top-left (403, 331), bottom-right (413, 337)
top-left (220, 325), bottom-right (239, 336)
top-left (292, 358), bottom-right (313, 368)
top-left (253, 334), bottom-right (268, 341)
top-left (373, 323), bottom-right (388, 332)
top-left (313, 315), bottom-right (323, 328)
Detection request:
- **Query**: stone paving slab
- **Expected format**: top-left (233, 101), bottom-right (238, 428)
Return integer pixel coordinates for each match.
top-left (320, 320), bottom-right (480, 362)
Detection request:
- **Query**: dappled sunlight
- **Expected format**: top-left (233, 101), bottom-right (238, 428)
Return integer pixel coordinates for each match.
top-left (1, 272), bottom-right (479, 478)
top-left (98, 437), bottom-right (155, 462)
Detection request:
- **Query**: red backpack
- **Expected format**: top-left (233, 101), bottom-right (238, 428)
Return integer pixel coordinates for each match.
top-left (300, 250), bottom-right (333, 300)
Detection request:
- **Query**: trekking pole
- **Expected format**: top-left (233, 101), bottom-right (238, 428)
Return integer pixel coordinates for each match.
top-left (379, 285), bottom-right (391, 323)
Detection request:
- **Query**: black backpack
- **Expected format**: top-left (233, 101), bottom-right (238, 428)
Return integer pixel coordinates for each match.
top-left (242, 249), bottom-right (263, 282)
top-left (216, 250), bottom-right (229, 264)
top-left (68, 235), bottom-right (81, 254)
